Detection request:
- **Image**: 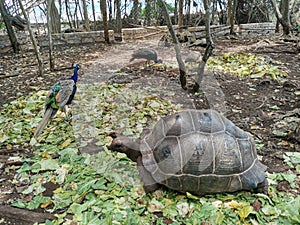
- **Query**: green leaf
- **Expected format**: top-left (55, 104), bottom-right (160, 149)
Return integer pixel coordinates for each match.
top-left (33, 159), bottom-right (60, 172)
top-left (77, 179), bottom-right (97, 195)
top-left (215, 211), bottom-right (225, 225)
top-left (281, 173), bottom-right (297, 188)
top-left (238, 205), bottom-right (254, 221)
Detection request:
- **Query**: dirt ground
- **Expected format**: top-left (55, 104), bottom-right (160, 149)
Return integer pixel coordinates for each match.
top-left (0, 34), bottom-right (299, 223)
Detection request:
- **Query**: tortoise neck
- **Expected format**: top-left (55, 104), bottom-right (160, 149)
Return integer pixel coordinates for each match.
top-left (124, 139), bottom-right (141, 162)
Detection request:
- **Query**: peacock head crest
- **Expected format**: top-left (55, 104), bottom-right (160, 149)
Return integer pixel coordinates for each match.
top-left (74, 64), bottom-right (81, 71)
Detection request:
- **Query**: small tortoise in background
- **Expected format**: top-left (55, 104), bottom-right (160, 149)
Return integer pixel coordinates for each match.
top-left (109, 109), bottom-right (268, 195)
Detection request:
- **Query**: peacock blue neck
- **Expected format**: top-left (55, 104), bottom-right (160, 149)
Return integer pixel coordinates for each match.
top-left (70, 64), bottom-right (80, 83)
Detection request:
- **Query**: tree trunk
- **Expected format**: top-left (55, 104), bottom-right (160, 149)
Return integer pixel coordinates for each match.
top-left (116, 0), bottom-right (122, 33)
top-left (271, 0), bottom-right (290, 35)
top-left (132, 0), bottom-right (139, 24)
top-left (100, 0), bottom-right (110, 43)
top-left (108, 0), bottom-right (113, 21)
top-left (174, 0), bottom-right (178, 24)
top-left (17, 0), bottom-right (43, 75)
top-left (193, 0), bottom-right (215, 92)
top-left (230, 0), bottom-right (237, 34)
top-left (82, 0), bottom-right (90, 30)
top-left (157, 0), bottom-right (187, 90)
top-left (145, 0), bottom-right (151, 26)
top-left (47, 0), bottom-right (55, 71)
top-left (50, 0), bottom-right (61, 33)
top-left (65, 0), bottom-right (73, 28)
top-left (178, 0), bottom-right (184, 31)
top-left (74, 0), bottom-right (79, 28)
top-left (91, 0), bottom-right (96, 30)
top-left (227, 0), bottom-right (232, 25)
top-left (0, 0), bottom-right (20, 53)
top-left (186, 0), bottom-right (191, 26)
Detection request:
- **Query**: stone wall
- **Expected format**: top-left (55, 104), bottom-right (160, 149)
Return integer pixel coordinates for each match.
top-left (0, 30), bottom-right (114, 53)
top-left (38, 30), bottom-right (115, 47)
top-left (238, 22), bottom-right (276, 35)
top-left (0, 23), bottom-right (276, 54)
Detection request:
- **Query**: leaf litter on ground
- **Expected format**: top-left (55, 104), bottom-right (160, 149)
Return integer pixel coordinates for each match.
top-left (0, 81), bottom-right (299, 225)
top-left (207, 53), bottom-right (288, 80)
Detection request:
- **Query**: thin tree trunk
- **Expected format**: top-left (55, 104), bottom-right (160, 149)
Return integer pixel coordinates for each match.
top-left (174, 0), bottom-right (178, 24)
top-left (0, 0), bottom-right (20, 53)
top-left (76, 0), bottom-right (84, 23)
top-left (17, 0), bottom-right (43, 75)
top-left (227, 0), bottom-right (232, 25)
top-left (132, 0), bottom-right (139, 24)
top-left (230, 0), bottom-right (237, 34)
top-left (145, 0), bottom-right (151, 26)
top-left (193, 0), bottom-right (215, 92)
top-left (186, 0), bottom-right (191, 26)
top-left (65, 0), bottom-right (73, 28)
top-left (157, 0), bottom-right (187, 90)
top-left (91, 0), bottom-right (96, 30)
top-left (74, 0), bottom-right (79, 28)
top-left (116, 0), bottom-right (122, 33)
top-left (108, 0), bottom-right (113, 21)
top-left (50, 1), bottom-right (61, 33)
top-left (124, 0), bottom-right (127, 18)
top-left (178, 0), bottom-right (184, 31)
top-left (82, 0), bottom-right (90, 30)
top-left (47, 0), bottom-right (55, 71)
top-left (100, 0), bottom-right (109, 43)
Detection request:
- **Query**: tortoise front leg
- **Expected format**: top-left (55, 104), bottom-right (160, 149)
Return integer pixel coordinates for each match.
top-left (137, 156), bottom-right (160, 192)
top-left (254, 179), bottom-right (268, 194)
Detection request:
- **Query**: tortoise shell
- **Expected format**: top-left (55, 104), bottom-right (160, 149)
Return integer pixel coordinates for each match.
top-left (140, 109), bottom-right (267, 195)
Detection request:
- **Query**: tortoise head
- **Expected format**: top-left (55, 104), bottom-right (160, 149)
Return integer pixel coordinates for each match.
top-left (108, 132), bottom-right (141, 162)
top-left (154, 59), bottom-right (163, 63)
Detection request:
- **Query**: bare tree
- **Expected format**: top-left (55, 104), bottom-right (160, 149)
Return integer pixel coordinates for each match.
top-left (49, 0), bottom-right (61, 33)
top-left (100, 0), bottom-right (109, 43)
top-left (116, 0), bottom-right (122, 34)
top-left (178, 0), bottom-right (183, 31)
top-left (91, 0), bottom-right (96, 30)
top-left (145, 0), bottom-right (151, 26)
top-left (17, 0), bottom-right (43, 75)
top-left (227, 0), bottom-right (232, 25)
top-left (193, 0), bottom-right (215, 92)
top-left (186, 0), bottom-right (191, 26)
top-left (82, 0), bottom-right (90, 30)
top-left (47, 0), bottom-right (55, 71)
top-left (0, 0), bottom-right (20, 53)
top-left (271, 0), bottom-right (291, 35)
top-left (132, 0), bottom-right (139, 24)
top-left (65, 0), bottom-right (73, 28)
top-left (230, 0), bottom-right (237, 34)
top-left (157, 0), bottom-right (187, 90)
top-left (174, 0), bottom-right (178, 24)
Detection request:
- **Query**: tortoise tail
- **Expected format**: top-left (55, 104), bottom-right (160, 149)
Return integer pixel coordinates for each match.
top-left (34, 108), bottom-right (53, 137)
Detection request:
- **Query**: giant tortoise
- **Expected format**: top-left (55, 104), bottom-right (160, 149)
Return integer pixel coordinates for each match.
top-left (109, 109), bottom-right (268, 195)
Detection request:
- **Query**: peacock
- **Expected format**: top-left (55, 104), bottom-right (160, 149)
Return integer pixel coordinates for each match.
top-left (34, 64), bottom-right (80, 137)
top-left (130, 48), bottom-right (162, 65)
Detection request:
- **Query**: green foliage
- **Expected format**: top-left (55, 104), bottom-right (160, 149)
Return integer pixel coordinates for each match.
top-left (1, 83), bottom-right (299, 224)
top-left (207, 53), bottom-right (288, 80)
top-left (0, 22), bottom-right (5, 29)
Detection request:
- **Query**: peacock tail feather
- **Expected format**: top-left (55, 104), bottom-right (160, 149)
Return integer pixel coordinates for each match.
top-left (34, 108), bottom-right (53, 137)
